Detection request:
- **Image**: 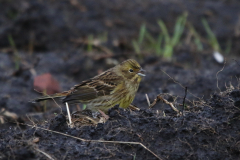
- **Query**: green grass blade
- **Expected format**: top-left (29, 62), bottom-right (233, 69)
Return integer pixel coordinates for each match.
top-left (188, 23), bottom-right (203, 51)
top-left (225, 39), bottom-right (232, 54)
top-left (87, 34), bottom-right (93, 52)
top-left (164, 44), bottom-right (173, 58)
top-left (194, 38), bottom-right (203, 51)
top-left (201, 18), bottom-right (221, 51)
top-left (132, 40), bottom-right (141, 54)
top-left (172, 14), bottom-right (187, 46)
top-left (138, 24), bottom-right (146, 44)
top-left (8, 34), bottom-right (20, 70)
top-left (8, 34), bottom-right (16, 49)
top-left (158, 20), bottom-right (170, 43)
top-left (145, 32), bottom-right (156, 44)
top-left (83, 104), bottom-right (87, 110)
top-left (155, 33), bottom-right (163, 55)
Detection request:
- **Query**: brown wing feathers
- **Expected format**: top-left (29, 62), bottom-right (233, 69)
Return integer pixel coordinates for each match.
top-left (62, 70), bottom-right (121, 104)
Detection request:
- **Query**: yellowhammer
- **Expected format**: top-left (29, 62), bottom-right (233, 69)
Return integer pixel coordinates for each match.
top-left (33, 59), bottom-right (145, 113)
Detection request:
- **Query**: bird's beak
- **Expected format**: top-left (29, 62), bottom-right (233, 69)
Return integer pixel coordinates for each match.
top-left (137, 68), bottom-right (146, 77)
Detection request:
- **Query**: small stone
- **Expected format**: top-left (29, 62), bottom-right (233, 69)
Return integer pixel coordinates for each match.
top-left (34, 73), bottom-right (60, 94)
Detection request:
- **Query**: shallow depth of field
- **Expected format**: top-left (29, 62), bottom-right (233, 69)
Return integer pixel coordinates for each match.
top-left (1, 1), bottom-right (240, 159)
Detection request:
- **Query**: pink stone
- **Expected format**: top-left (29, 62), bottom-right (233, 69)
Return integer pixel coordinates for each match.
top-left (34, 73), bottom-right (60, 94)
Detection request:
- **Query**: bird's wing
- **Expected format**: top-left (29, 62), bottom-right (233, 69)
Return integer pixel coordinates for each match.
top-left (63, 70), bottom-right (122, 104)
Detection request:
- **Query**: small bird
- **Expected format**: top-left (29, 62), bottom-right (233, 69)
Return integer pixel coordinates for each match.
top-left (33, 59), bottom-right (145, 113)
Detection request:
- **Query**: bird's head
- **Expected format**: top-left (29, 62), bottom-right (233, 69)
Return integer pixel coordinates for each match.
top-left (117, 59), bottom-right (145, 82)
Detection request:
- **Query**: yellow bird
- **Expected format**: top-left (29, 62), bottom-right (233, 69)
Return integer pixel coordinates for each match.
top-left (33, 59), bottom-right (145, 113)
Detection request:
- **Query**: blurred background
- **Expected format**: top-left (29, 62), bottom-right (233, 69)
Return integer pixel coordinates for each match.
top-left (1, 0), bottom-right (240, 123)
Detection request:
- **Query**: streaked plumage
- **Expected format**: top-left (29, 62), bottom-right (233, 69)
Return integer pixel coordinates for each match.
top-left (33, 59), bottom-right (145, 113)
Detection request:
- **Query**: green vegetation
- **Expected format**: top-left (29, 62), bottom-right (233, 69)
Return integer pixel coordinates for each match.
top-left (8, 34), bottom-right (20, 70)
top-left (83, 104), bottom-right (87, 110)
top-left (225, 39), bottom-right (232, 54)
top-left (87, 34), bottom-right (94, 52)
top-left (132, 13), bottom-right (231, 59)
top-left (202, 18), bottom-right (232, 55)
top-left (158, 13), bottom-right (187, 58)
top-left (132, 13), bottom-right (187, 59)
top-left (201, 18), bottom-right (221, 52)
top-left (84, 14), bottom-right (230, 60)
top-left (188, 23), bottom-right (203, 51)
top-left (132, 24), bottom-right (146, 54)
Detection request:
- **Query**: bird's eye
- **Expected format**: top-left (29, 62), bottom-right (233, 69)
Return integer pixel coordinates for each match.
top-left (129, 69), bottom-right (133, 73)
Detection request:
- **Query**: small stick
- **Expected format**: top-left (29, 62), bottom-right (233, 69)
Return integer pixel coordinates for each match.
top-left (233, 59), bottom-right (240, 67)
top-left (182, 87), bottom-right (188, 114)
top-left (35, 148), bottom-right (54, 160)
top-left (148, 95), bottom-right (160, 109)
top-left (145, 94), bottom-right (150, 107)
top-left (13, 122), bottom-right (162, 160)
top-left (160, 69), bottom-right (202, 100)
top-left (128, 104), bottom-right (140, 111)
top-left (98, 109), bottom-right (110, 120)
top-left (149, 95), bottom-right (179, 114)
top-left (216, 59), bottom-right (226, 92)
top-left (159, 96), bottom-right (179, 113)
top-left (65, 102), bottom-right (72, 125)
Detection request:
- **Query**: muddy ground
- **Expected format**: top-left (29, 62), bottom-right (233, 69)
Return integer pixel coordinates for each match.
top-left (0, 0), bottom-right (240, 160)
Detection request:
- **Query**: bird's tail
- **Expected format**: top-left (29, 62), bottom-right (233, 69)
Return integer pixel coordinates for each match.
top-left (31, 91), bottom-right (69, 103)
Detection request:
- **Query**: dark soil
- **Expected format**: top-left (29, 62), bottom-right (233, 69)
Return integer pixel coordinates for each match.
top-left (1, 0), bottom-right (240, 160)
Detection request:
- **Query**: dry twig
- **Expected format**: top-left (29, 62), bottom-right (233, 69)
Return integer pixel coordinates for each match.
top-left (35, 148), bottom-right (55, 160)
top-left (160, 69), bottom-right (202, 101)
top-left (182, 87), bottom-right (188, 113)
top-left (33, 89), bottom-right (63, 114)
top-left (145, 94), bottom-right (151, 107)
top-left (216, 59), bottom-right (226, 92)
top-left (149, 95), bottom-right (180, 114)
top-left (128, 104), bottom-right (140, 111)
top-left (17, 123), bottom-right (162, 160)
top-left (65, 102), bottom-right (73, 127)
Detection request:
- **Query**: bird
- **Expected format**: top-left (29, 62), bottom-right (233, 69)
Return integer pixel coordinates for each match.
top-left (33, 59), bottom-right (145, 113)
